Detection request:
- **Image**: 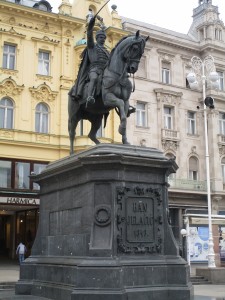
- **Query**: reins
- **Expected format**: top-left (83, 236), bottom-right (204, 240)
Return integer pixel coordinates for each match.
top-left (131, 73), bottom-right (135, 92)
top-left (104, 62), bottom-right (128, 89)
top-left (103, 37), bottom-right (143, 92)
top-left (104, 59), bottom-right (138, 92)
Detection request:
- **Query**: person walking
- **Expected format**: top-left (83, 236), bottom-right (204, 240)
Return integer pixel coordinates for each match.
top-left (16, 241), bottom-right (27, 264)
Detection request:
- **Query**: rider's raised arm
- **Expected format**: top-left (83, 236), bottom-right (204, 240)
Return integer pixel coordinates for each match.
top-left (87, 17), bottom-right (95, 48)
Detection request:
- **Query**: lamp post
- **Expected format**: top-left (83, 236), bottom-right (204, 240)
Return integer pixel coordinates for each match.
top-left (187, 55), bottom-right (219, 268)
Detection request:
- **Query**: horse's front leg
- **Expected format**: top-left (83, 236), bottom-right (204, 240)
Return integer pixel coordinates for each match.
top-left (104, 92), bottom-right (129, 144)
top-left (68, 95), bottom-right (80, 155)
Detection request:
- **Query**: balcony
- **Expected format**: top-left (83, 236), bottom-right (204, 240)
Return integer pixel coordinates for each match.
top-left (161, 129), bottom-right (180, 151)
top-left (162, 129), bottom-right (180, 140)
top-left (168, 178), bottom-right (207, 192)
top-left (218, 134), bottom-right (225, 144)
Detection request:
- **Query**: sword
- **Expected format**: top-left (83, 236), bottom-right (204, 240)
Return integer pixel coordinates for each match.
top-left (94, 0), bottom-right (110, 18)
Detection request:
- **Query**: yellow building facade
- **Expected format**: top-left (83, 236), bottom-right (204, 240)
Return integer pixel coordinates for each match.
top-left (0, 0), bottom-right (127, 258)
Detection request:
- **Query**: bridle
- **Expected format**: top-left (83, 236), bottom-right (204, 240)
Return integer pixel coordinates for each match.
top-left (104, 39), bottom-right (144, 92)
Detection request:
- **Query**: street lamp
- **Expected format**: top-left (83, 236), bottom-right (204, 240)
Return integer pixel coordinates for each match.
top-left (187, 55), bottom-right (219, 268)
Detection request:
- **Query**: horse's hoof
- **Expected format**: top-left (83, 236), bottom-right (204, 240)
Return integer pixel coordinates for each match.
top-left (122, 139), bottom-right (130, 145)
top-left (88, 134), bottom-right (100, 145)
top-left (119, 125), bottom-right (126, 135)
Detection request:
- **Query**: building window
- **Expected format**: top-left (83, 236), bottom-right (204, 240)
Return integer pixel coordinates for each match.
top-left (79, 119), bottom-right (84, 136)
top-left (35, 103), bottom-right (49, 133)
top-left (187, 111), bottom-right (196, 135)
top-left (217, 71), bottom-right (224, 91)
top-left (162, 68), bottom-right (170, 84)
top-left (164, 106), bottom-right (173, 129)
top-left (33, 163), bottom-right (47, 190)
top-left (0, 161), bottom-right (12, 188)
top-left (38, 51), bottom-right (50, 75)
top-left (39, 4), bottom-right (48, 11)
top-left (189, 156), bottom-right (198, 180)
top-left (219, 112), bottom-right (225, 135)
top-left (222, 158), bottom-right (225, 184)
top-left (215, 29), bottom-right (222, 41)
top-left (199, 29), bottom-right (204, 41)
top-left (0, 98), bottom-right (14, 129)
top-left (96, 120), bottom-right (105, 138)
top-left (136, 102), bottom-right (147, 127)
top-left (15, 162), bottom-right (30, 189)
top-left (3, 44), bottom-right (16, 69)
top-left (0, 159), bottom-right (48, 190)
top-left (186, 78), bottom-right (190, 88)
top-left (33, 1), bottom-right (52, 12)
top-left (162, 62), bottom-right (171, 84)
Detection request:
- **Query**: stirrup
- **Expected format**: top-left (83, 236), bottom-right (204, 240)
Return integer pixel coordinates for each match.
top-left (86, 96), bottom-right (95, 107)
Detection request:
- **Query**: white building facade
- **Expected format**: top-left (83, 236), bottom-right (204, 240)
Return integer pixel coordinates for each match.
top-left (123, 0), bottom-right (225, 266)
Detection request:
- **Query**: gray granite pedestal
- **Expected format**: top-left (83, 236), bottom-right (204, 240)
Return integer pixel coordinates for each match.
top-left (15, 144), bottom-right (193, 299)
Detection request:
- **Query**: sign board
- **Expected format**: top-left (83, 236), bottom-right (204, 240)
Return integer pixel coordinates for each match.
top-left (0, 196), bottom-right (40, 206)
top-left (189, 226), bottom-right (208, 262)
top-left (191, 217), bottom-right (225, 225)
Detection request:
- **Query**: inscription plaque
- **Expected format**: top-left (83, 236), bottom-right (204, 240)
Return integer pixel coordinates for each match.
top-left (126, 197), bottom-right (154, 243)
top-left (117, 186), bottom-right (163, 254)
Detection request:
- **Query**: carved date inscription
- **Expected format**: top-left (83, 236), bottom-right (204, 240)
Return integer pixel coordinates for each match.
top-left (126, 197), bottom-right (154, 243)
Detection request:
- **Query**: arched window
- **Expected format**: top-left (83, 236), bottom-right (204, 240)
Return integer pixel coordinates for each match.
top-left (35, 103), bottom-right (49, 133)
top-left (33, 1), bottom-right (52, 12)
top-left (189, 156), bottom-right (198, 180)
top-left (0, 98), bottom-right (14, 129)
top-left (221, 157), bottom-right (225, 184)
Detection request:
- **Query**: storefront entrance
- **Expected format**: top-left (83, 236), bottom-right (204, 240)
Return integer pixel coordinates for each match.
top-left (0, 214), bottom-right (12, 257)
top-left (0, 204), bottom-right (39, 260)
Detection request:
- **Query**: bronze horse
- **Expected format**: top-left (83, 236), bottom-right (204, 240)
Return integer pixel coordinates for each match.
top-left (68, 31), bottom-right (149, 154)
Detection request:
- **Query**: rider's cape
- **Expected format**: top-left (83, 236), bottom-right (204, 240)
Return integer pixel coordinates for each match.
top-left (68, 48), bottom-right (89, 100)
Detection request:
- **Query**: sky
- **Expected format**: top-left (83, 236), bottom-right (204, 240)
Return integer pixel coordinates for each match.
top-left (51, 0), bottom-right (225, 34)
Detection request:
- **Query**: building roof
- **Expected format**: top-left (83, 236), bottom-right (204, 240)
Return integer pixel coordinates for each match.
top-left (121, 17), bottom-right (196, 42)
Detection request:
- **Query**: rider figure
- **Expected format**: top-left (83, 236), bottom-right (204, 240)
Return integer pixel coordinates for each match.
top-left (69, 16), bottom-right (110, 106)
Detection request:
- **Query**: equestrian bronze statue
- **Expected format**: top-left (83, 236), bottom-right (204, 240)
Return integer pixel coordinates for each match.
top-left (68, 16), bottom-right (149, 154)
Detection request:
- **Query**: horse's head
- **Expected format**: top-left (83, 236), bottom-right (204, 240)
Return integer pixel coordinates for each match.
top-left (123, 31), bottom-right (149, 74)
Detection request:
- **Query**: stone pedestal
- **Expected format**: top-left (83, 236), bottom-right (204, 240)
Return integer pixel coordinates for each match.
top-left (16, 144), bottom-right (193, 300)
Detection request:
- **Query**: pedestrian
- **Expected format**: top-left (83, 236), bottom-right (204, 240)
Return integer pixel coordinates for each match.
top-left (16, 241), bottom-right (27, 264)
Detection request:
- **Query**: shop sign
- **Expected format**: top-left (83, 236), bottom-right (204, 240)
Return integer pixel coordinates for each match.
top-left (0, 196), bottom-right (40, 205)
top-left (219, 226), bottom-right (225, 263)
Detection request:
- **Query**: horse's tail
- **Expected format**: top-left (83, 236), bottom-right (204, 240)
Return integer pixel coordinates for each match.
top-left (103, 112), bottom-right (109, 128)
